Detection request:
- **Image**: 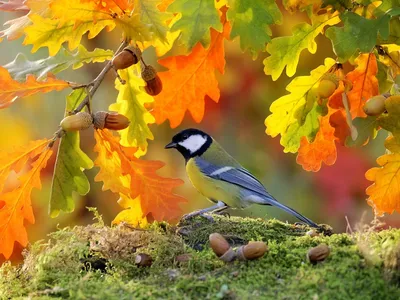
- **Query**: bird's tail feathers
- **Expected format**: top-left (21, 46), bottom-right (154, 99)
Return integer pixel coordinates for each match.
top-left (247, 194), bottom-right (319, 228)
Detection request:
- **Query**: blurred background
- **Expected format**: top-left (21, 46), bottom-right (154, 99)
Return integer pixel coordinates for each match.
top-left (1, 5), bottom-right (399, 262)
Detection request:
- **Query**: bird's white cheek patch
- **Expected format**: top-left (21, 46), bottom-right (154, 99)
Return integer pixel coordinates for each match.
top-left (210, 166), bottom-right (234, 176)
top-left (179, 135), bottom-right (207, 153)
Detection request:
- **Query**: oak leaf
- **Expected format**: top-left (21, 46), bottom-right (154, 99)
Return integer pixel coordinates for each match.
top-left (296, 108), bottom-right (336, 172)
top-left (167, 0), bottom-right (222, 50)
top-left (263, 12), bottom-right (339, 81)
top-left (0, 66), bottom-right (69, 109)
top-left (50, 90), bottom-right (93, 218)
top-left (265, 58), bottom-right (336, 153)
top-left (152, 12), bottom-right (230, 128)
top-left (110, 65), bottom-right (155, 153)
top-left (112, 195), bottom-right (148, 228)
top-left (94, 129), bottom-right (186, 221)
top-left (0, 144), bottom-right (52, 259)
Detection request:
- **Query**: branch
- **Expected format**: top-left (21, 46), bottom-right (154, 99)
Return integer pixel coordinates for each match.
top-left (72, 39), bottom-right (130, 114)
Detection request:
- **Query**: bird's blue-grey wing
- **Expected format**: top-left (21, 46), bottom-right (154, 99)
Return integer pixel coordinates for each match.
top-left (194, 157), bottom-right (274, 200)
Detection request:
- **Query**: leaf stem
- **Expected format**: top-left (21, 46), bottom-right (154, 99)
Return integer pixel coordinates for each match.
top-left (72, 39), bottom-right (130, 114)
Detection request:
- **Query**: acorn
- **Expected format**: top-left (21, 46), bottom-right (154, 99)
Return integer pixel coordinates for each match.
top-left (141, 65), bottom-right (163, 96)
top-left (236, 241), bottom-right (268, 261)
top-left (307, 244), bottom-right (330, 264)
top-left (60, 111), bottom-right (93, 131)
top-left (92, 111), bottom-right (130, 130)
top-left (363, 95), bottom-right (387, 116)
top-left (135, 253), bottom-right (153, 267)
top-left (305, 229), bottom-right (319, 238)
top-left (318, 73), bottom-right (339, 99)
top-left (112, 45), bottom-right (142, 70)
top-left (209, 233), bottom-right (230, 257)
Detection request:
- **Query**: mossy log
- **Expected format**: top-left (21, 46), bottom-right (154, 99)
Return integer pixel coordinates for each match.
top-left (1, 215), bottom-right (400, 299)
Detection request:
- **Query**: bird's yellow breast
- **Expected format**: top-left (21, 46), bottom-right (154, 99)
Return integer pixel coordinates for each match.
top-left (186, 158), bottom-right (240, 206)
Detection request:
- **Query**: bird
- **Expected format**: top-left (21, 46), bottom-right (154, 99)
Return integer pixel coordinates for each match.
top-left (165, 128), bottom-right (319, 228)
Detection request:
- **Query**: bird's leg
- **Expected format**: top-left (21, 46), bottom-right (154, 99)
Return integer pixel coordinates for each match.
top-left (212, 205), bottom-right (230, 217)
top-left (181, 201), bottom-right (227, 221)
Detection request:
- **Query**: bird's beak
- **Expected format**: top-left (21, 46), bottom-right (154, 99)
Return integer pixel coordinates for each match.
top-left (165, 142), bottom-right (177, 149)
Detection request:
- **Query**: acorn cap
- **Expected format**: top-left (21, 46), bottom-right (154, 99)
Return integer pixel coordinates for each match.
top-left (141, 65), bottom-right (157, 81)
top-left (92, 111), bottom-right (108, 129)
top-left (124, 45), bottom-right (142, 62)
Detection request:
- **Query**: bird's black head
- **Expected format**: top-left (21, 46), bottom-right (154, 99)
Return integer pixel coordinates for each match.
top-left (165, 128), bottom-right (212, 160)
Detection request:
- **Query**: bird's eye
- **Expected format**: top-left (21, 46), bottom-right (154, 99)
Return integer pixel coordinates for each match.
top-left (183, 134), bottom-right (188, 139)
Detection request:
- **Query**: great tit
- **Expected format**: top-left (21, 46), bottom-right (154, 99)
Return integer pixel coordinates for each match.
top-left (165, 128), bottom-right (319, 228)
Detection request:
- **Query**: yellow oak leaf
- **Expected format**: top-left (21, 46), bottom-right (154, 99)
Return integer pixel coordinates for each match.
top-left (24, 14), bottom-right (115, 56)
top-left (110, 65), bottom-right (155, 154)
top-left (112, 195), bottom-right (148, 228)
top-left (265, 58), bottom-right (336, 152)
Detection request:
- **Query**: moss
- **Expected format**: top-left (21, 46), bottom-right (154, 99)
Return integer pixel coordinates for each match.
top-left (1, 215), bottom-right (400, 299)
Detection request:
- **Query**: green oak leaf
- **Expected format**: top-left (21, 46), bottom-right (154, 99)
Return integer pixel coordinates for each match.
top-left (227, 0), bottom-right (282, 59)
top-left (4, 45), bottom-right (113, 81)
top-left (167, 0), bottom-right (222, 51)
top-left (378, 18), bottom-right (400, 45)
top-left (345, 116), bottom-right (378, 147)
top-left (325, 11), bottom-right (391, 62)
top-left (50, 89), bottom-right (93, 218)
top-left (375, 0), bottom-right (400, 16)
top-left (376, 60), bottom-right (393, 94)
top-left (135, 0), bottom-right (170, 42)
top-left (263, 13), bottom-right (340, 80)
top-left (281, 103), bottom-right (321, 153)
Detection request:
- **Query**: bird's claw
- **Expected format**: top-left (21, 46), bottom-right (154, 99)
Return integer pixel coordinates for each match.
top-left (180, 212), bottom-right (215, 223)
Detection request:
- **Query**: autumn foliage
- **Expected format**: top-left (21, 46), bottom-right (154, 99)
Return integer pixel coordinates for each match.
top-left (0, 0), bottom-right (400, 260)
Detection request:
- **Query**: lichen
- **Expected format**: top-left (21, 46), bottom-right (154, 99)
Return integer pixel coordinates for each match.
top-left (1, 215), bottom-right (400, 300)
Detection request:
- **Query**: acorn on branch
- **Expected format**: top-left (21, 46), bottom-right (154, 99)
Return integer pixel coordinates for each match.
top-left (317, 73), bottom-right (339, 99)
top-left (60, 111), bottom-right (93, 131)
top-left (363, 95), bottom-right (387, 116)
top-left (112, 45), bottom-right (142, 70)
top-left (92, 111), bottom-right (130, 130)
top-left (141, 65), bottom-right (163, 96)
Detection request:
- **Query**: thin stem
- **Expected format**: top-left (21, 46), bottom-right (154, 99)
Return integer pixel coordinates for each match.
top-left (72, 39), bottom-right (130, 114)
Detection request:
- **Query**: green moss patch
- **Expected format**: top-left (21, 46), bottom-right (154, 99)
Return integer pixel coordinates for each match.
top-left (1, 215), bottom-right (400, 299)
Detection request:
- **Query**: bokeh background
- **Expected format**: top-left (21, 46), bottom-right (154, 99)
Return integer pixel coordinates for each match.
top-left (1, 5), bottom-right (399, 261)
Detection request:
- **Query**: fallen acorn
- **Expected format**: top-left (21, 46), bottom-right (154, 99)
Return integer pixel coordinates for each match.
top-left (93, 111), bottom-right (130, 130)
top-left (141, 65), bottom-right (163, 96)
top-left (305, 229), bottom-right (319, 238)
top-left (209, 233), bottom-right (235, 262)
top-left (307, 244), bottom-right (330, 264)
top-left (112, 45), bottom-right (142, 70)
top-left (60, 111), bottom-right (93, 131)
top-left (236, 241), bottom-right (268, 261)
top-left (135, 253), bottom-right (153, 267)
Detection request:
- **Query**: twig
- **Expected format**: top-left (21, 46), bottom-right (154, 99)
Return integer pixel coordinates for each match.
top-left (47, 39), bottom-right (130, 148)
top-left (72, 39), bottom-right (130, 114)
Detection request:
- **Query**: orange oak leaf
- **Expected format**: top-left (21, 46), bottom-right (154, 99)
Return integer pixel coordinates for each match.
top-left (80, 0), bottom-right (131, 13)
top-left (328, 82), bottom-right (350, 144)
top-left (365, 157), bottom-right (400, 216)
top-left (94, 129), bottom-right (187, 221)
top-left (330, 53), bottom-right (378, 118)
top-left (0, 67), bottom-right (69, 109)
top-left (365, 135), bottom-right (400, 216)
top-left (152, 11), bottom-right (231, 128)
top-left (297, 108), bottom-right (337, 172)
top-left (0, 144), bottom-right (52, 259)
top-left (0, 139), bottom-right (49, 193)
